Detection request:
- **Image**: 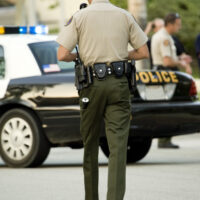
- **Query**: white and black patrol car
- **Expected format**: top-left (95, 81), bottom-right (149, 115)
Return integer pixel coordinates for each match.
top-left (0, 26), bottom-right (200, 168)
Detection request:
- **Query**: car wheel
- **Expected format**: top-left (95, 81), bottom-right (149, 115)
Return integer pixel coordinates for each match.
top-left (126, 138), bottom-right (152, 163)
top-left (100, 138), bottom-right (152, 163)
top-left (0, 108), bottom-right (50, 168)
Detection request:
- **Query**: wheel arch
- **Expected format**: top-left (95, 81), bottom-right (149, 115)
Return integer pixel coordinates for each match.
top-left (1, 101), bottom-right (37, 119)
top-left (0, 102), bottom-right (49, 143)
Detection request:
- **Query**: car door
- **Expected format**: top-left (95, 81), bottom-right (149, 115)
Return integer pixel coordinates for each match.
top-left (36, 72), bottom-right (82, 143)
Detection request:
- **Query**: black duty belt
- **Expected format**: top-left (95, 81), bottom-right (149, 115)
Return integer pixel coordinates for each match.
top-left (90, 61), bottom-right (131, 80)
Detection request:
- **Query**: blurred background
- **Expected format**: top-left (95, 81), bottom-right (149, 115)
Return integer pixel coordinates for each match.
top-left (0, 0), bottom-right (199, 79)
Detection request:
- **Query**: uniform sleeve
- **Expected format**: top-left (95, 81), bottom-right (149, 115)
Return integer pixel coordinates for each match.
top-left (128, 15), bottom-right (148, 49)
top-left (160, 38), bottom-right (171, 58)
top-left (56, 16), bottom-right (78, 52)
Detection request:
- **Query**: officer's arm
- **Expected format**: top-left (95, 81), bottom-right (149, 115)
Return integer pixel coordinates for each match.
top-left (128, 44), bottom-right (149, 60)
top-left (57, 45), bottom-right (77, 62)
top-left (163, 56), bottom-right (192, 74)
top-left (163, 56), bottom-right (186, 68)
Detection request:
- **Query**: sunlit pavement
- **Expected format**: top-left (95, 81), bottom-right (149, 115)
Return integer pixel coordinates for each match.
top-left (0, 133), bottom-right (200, 200)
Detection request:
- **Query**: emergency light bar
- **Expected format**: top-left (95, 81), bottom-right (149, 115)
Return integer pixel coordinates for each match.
top-left (29, 25), bottom-right (48, 34)
top-left (0, 25), bottom-right (48, 35)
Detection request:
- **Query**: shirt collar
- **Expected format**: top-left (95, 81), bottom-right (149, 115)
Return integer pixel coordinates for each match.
top-left (162, 27), bottom-right (170, 36)
top-left (92, 0), bottom-right (109, 4)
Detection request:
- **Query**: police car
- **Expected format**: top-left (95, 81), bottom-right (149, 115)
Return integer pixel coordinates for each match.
top-left (0, 26), bottom-right (200, 168)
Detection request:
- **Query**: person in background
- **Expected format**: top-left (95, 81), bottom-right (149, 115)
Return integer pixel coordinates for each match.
top-left (195, 34), bottom-right (200, 70)
top-left (151, 13), bottom-right (193, 149)
top-left (145, 18), bottom-right (165, 68)
top-left (145, 18), bottom-right (192, 70)
top-left (145, 18), bottom-right (164, 35)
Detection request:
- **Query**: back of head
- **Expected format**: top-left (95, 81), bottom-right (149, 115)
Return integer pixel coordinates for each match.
top-left (153, 18), bottom-right (164, 32)
top-left (164, 13), bottom-right (180, 26)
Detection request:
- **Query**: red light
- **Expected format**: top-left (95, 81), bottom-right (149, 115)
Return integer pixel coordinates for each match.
top-left (189, 80), bottom-right (197, 96)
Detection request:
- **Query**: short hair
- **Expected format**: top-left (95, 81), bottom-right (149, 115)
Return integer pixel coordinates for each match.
top-left (164, 13), bottom-right (180, 26)
top-left (152, 18), bottom-right (164, 29)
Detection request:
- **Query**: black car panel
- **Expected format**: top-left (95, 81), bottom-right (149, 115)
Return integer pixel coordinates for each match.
top-left (0, 36), bottom-right (199, 167)
top-left (1, 72), bottom-right (199, 146)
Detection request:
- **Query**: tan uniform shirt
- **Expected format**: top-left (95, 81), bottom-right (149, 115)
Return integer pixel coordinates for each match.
top-left (151, 27), bottom-right (178, 66)
top-left (56, 0), bottom-right (148, 66)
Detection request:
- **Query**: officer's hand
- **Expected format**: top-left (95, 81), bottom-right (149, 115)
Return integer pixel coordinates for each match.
top-left (180, 54), bottom-right (192, 64)
top-left (185, 65), bottom-right (192, 75)
top-left (179, 60), bottom-right (187, 68)
top-left (179, 61), bottom-right (192, 74)
top-left (145, 21), bottom-right (153, 35)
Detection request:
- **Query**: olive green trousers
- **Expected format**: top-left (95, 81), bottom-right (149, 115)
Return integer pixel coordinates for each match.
top-left (79, 75), bottom-right (131, 200)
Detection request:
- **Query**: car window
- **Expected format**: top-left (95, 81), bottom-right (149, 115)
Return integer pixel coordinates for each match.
top-left (28, 41), bottom-right (75, 74)
top-left (0, 45), bottom-right (5, 79)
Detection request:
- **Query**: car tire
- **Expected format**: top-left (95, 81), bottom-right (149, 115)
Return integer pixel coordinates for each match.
top-left (126, 138), bottom-right (152, 163)
top-left (0, 108), bottom-right (50, 168)
top-left (100, 138), bottom-right (152, 163)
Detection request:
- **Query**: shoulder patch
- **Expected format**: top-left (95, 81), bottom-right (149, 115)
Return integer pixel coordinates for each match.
top-left (163, 40), bottom-right (170, 46)
top-left (65, 16), bottom-right (73, 26)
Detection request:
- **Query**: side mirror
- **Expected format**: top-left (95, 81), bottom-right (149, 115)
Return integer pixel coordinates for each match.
top-left (0, 46), bottom-right (4, 61)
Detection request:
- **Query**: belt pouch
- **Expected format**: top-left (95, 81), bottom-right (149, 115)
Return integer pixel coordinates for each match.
top-left (112, 61), bottom-right (124, 77)
top-left (94, 64), bottom-right (107, 80)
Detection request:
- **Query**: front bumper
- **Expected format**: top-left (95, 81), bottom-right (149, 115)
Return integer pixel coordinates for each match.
top-left (130, 101), bottom-right (200, 138)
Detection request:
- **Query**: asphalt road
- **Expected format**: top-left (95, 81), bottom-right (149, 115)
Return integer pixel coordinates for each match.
top-left (0, 133), bottom-right (200, 200)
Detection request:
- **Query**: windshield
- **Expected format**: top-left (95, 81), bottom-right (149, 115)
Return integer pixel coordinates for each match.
top-left (28, 41), bottom-right (75, 74)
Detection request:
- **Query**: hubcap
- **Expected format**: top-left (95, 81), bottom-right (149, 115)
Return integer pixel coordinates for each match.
top-left (1, 117), bottom-right (33, 161)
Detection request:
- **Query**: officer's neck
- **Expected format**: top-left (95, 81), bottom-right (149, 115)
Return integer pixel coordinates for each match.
top-left (164, 26), bottom-right (173, 35)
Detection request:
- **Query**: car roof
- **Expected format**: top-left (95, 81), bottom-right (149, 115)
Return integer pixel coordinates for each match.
top-left (0, 34), bottom-right (58, 80)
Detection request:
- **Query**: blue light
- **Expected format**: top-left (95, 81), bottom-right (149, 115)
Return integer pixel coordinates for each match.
top-left (29, 25), bottom-right (48, 34)
top-left (19, 26), bottom-right (27, 34)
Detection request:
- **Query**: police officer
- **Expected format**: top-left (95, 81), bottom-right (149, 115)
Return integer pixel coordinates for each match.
top-left (151, 13), bottom-right (192, 74)
top-left (56, 0), bottom-right (149, 199)
top-left (150, 14), bottom-right (192, 149)
top-left (146, 17), bottom-right (192, 71)
top-left (151, 13), bottom-right (193, 149)
top-left (145, 18), bottom-right (165, 68)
